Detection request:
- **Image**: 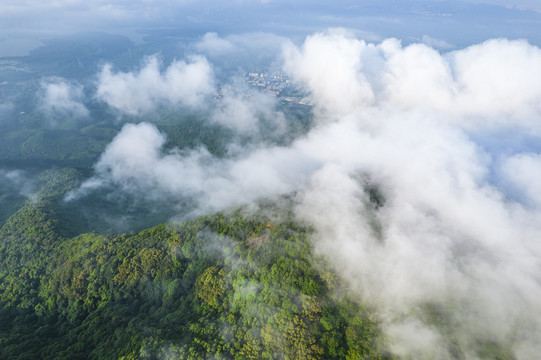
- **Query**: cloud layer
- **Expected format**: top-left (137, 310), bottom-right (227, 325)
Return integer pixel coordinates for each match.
top-left (284, 31), bottom-right (541, 129)
top-left (284, 30), bottom-right (541, 358)
top-left (96, 55), bottom-right (215, 116)
top-left (72, 30), bottom-right (541, 359)
top-left (69, 121), bottom-right (318, 216)
top-left (39, 78), bottom-right (89, 117)
top-left (4, 0), bottom-right (541, 58)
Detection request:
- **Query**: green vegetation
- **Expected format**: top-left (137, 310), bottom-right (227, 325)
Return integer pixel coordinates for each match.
top-left (0, 180), bottom-right (390, 359)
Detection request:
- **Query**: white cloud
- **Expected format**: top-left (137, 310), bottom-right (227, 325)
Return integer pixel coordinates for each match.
top-left (283, 28), bottom-right (376, 118)
top-left (195, 32), bottom-right (235, 56)
top-left (0, 169), bottom-right (35, 202)
top-left (501, 153), bottom-right (541, 207)
top-left (211, 87), bottom-right (286, 135)
top-left (388, 38), bottom-right (541, 127)
top-left (95, 55), bottom-right (215, 116)
top-left (72, 30), bottom-right (541, 359)
top-left (450, 39), bottom-right (541, 120)
top-left (283, 33), bottom-right (541, 132)
top-left (68, 121), bottom-right (320, 215)
top-left (283, 29), bottom-right (541, 358)
top-left (39, 77), bottom-right (89, 117)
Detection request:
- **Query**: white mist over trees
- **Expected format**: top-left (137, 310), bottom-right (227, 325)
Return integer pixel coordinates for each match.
top-left (39, 78), bottom-right (89, 118)
top-left (67, 29), bottom-right (541, 359)
top-left (96, 55), bottom-right (215, 116)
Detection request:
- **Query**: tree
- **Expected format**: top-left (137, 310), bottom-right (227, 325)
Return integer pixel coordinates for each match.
top-left (196, 266), bottom-right (227, 307)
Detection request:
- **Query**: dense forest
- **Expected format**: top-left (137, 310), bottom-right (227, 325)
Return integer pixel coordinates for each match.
top-left (0, 166), bottom-right (391, 359)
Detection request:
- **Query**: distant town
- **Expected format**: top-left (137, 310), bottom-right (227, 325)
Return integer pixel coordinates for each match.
top-left (243, 72), bottom-right (309, 105)
top-left (244, 72), bottom-right (290, 95)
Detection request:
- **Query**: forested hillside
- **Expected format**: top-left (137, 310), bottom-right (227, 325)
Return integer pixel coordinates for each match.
top-left (0, 168), bottom-right (389, 359)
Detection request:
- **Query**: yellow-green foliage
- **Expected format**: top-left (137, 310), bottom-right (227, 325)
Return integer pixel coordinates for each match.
top-left (114, 248), bottom-right (173, 288)
top-left (0, 199), bottom-right (389, 360)
top-left (196, 266), bottom-right (227, 307)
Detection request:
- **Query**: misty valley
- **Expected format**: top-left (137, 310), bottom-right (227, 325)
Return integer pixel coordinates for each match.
top-left (2, 11), bottom-right (541, 360)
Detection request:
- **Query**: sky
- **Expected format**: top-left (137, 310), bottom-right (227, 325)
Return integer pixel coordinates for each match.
top-left (3, 1), bottom-right (541, 359)
top-left (2, 0), bottom-right (541, 56)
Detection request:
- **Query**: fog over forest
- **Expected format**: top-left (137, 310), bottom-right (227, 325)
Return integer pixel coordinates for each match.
top-left (2, 1), bottom-right (541, 359)
top-left (63, 31), bottom-right (541, 358)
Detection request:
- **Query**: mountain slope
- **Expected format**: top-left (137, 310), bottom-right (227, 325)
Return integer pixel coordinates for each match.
top-left (0, 180), bottom-right (389, 359)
